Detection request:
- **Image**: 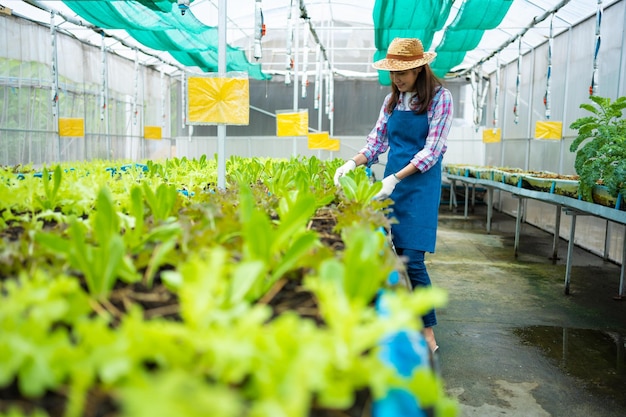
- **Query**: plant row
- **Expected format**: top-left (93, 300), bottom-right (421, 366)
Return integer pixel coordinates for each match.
top-left (0, 156), bottom-right (456, 417)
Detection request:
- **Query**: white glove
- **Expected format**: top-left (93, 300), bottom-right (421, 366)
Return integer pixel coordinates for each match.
top-left (333, 159), bottom-right (357, 186)
top-left (374, 174), bottom-right (401, 200)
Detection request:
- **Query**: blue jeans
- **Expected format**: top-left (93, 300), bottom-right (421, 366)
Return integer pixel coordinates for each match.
top-left (395, 248), bottom-right (437, 328)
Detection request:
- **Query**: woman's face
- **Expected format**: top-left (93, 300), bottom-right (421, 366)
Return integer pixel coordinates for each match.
top-left (390, 67), bottom-right (421, 92)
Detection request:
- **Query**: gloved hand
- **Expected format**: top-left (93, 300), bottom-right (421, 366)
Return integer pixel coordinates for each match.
top-left (333, 159), bottom-right (357, 186)
top-left (374, 174), bottom-right (401, 200)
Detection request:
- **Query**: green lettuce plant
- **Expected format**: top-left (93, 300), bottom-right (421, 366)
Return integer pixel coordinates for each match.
top-left (569, 95), bottom-right (626, 202)
top-left (35, 188), bottom-right (137, 299)
top-left (36, 165), bottom-right (62, 211)
top-left (1, 156), bottom-right (456, 417)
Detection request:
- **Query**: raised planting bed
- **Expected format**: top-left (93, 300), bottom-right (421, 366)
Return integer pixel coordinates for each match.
top-left (446, 164), bottom-right (625, 211)
top-left (521, 172), bottom-right (580, 198)
top-left (0, 157), bottom-right (456, 417)
top-left (592, 184), bottom-right (624, 210)
top-left (467, 167), bottom-right (495, 181)
top-left (492, 167), bottom-right (525, 187)
top-left (444, 164), bottom-right (470, 177)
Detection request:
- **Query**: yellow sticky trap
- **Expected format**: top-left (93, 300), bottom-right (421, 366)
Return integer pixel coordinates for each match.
top-left (144, 126), bottom-right (162, 140)
top-left (58, 118), bottom-right (84, 137)
top-left (276, 110), bottom-right (309, 136)
top-left (308, 132), bottom-right (330, 149)
top-left (483, 128), bottom-right (501, 143)
top-left (308, 132), bottom-right (339, 151)
top-left (535, 121), bottom-right (563, 140)
top-left (187, 73), bottom-right (249, 125)
top-left (326, 138), bottom-right (340, 151)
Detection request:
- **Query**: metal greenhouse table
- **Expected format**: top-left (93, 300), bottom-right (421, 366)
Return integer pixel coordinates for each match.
top-left (444, 174), bottom-right (626, 299)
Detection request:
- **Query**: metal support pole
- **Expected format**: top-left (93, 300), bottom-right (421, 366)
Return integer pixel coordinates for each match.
top-left (471, 184), bottom-right (476, 209)
top-left (551, 205), bottom-right (562, 263)
top-left (292, 10), bottom-right (300, 158)
top-left (50, 11), bottom-right (60, 161)
top-left (616, 226), bottom-right (626, 300)
top-left (514, 196), bottom-right (524, 257)
top-left (486, 186), bottom-right (493, 234)
top-left (564, 210), bottom-right (578, 295)
top-left (217, 0), bottom-right (227, 189)
top-left (561, 327), bottom-right (569, 368)
top-left (603, 219), bottom-right (611, 261)
top-left (464, 184), bottom-right (469, 218)
top-left (449, 179), bottom-right (455, 211)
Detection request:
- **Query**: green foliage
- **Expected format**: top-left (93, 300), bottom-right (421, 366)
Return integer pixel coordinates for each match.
top-left (339, 171), bottom-right (382, 203)
top-left (142, 182), bottom-right (179, 222)
top-left (333, 168), bottom-right (391, 233)
top-left (119, 371), bottom-right (244, 417)
top-left (238, 184), bottom-right (319, 300)
top-left (1, 155), bottom-right (455, 417)
top-left (0, 270), bottom-right (91, 398)
top-left (35, 188), bottom-right (138, 299)
top-left (569, 95), bottom-right (626, 201)
top-left (36, 165), bottom-right (62, 211)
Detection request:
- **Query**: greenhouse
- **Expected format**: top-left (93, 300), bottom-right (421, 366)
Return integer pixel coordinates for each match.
top-left (1, 0), bottom-right (625, 416)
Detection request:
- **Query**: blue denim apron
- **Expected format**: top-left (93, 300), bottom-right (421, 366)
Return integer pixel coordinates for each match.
top-left (384, 109), bottom-right (442, 253)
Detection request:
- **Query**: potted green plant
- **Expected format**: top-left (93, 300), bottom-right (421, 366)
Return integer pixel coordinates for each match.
top-left (569, 95), bottom-right (626, 206)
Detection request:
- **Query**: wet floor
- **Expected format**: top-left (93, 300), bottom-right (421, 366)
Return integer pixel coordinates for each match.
top-left (430, 205), bottom-right (626, 417)
top-left (513, 326), bottom-right (626, 408)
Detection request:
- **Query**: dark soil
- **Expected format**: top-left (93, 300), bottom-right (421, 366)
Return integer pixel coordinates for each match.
top-left (0, 207), bottom-right (375, 416)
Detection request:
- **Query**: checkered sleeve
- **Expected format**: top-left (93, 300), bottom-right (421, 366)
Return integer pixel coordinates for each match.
top-left (410, 87), bottom-right (453, 172)
top-left (359, 94), bottom-right (392, 166)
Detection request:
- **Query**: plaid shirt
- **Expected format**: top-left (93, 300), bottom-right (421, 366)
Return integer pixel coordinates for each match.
top-left (360, 86), bottom-right (453, 173)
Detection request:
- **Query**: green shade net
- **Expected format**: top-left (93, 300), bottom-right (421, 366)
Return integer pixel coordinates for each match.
top-left (373, 0), bottom-right (513, 81)
top-left (372, 0), bottom-right (452, 50)
top-left (436, 29), bottom-right (484, 52)
top-left (445, 0), bottom-right (514, 30)
top-left (430, 51), bottom-right (467, 77)
top-left (62, 0), bottom-right (269, 80)
top-left (433, 0), bottom-right (514, 77)
top-left (372, 0), bottom-right (453, 85)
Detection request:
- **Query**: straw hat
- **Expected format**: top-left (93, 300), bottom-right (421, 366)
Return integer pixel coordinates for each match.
top-left (373, 38), bottom-right (436, 71)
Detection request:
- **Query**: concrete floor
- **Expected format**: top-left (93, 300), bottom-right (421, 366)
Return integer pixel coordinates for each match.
top-left (429, 205), bottom-right (626, 417)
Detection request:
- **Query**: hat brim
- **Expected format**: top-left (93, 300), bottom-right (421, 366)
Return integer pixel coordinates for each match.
top-left (372, 52), bottom-right (436, 71)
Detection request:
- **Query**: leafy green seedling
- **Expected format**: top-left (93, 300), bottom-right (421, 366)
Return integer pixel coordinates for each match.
top-left (36, 165), bottom-right (63, 211)
top-left (570, 95), bottom-right (626, 201)
top-left (36, 188), bottom-right (137, 299)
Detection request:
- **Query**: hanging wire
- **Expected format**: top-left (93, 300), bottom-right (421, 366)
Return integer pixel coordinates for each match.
top-left (253, 0), bottom-right (264, 60)
top-left (324, 60), bottom-right (331, 116)
top-left (471, 67), bottom-right (489, 132)
top-left (493, 52), bottom-right (500, 131)
top-left (513, 38), bottom-right (522, 125)
top-left (285, 0), bottom-right (294, 85)
top-left (180, 71), bottom-right (186, 129)
top-left (50, 10), bottom-right (59, 118)
top-left (479, 75), bottom-right (490, 128)
top-left (160, 69), bottom-right (166, 128)
top-left (298, 1), bottom-right (330, 62)
top-left (133, 49), bottom-right (139, 125)
top-left (457, 0), bottom-right (570, 79)
top-left (590, 0), bottom-right (603, 96)
top-left (314, 44), bottom-right (321, 110)
top-left (100, 33), bottom-right (107, 121)
top-left (470, 70), bottom-right (478, 129)
top-left (544, 13), bottom-right (554, 119)
top-left (328, 65), bottom-right (334, 122)
top-left (301, 18), bottom-right (309, 99)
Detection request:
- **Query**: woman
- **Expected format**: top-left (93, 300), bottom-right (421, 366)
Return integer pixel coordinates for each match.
top-left (334, 37), bottom-right (453, 354)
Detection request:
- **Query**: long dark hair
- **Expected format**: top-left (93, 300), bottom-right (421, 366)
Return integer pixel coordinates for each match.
top-left (385, 65), bottom-right (443, 115)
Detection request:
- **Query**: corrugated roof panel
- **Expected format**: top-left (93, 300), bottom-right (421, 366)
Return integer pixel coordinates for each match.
top-left (3, 0), bottom-right (620, 79)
